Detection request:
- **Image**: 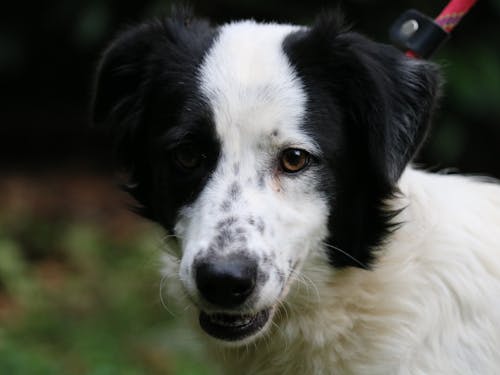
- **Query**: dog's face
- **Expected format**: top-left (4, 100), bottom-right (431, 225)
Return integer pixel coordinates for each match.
top-left (171, 22), bottom-right (332, 343)
top-left (93, 12), bottom-right (440, 344)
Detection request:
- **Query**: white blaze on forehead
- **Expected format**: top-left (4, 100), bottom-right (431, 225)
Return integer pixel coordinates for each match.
top-left (198, 21), bottom-right (310, 154)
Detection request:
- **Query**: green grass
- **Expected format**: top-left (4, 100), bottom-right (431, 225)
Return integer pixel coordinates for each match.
top-left (0, 210), bottom-right (215, 375)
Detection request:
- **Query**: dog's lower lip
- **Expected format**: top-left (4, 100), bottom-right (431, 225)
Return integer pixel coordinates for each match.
top-left (199, 309), bottom-right (271, 341)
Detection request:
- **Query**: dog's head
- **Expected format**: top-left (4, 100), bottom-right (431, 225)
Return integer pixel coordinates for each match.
top-left (93, 11), bottom-right (440, 344)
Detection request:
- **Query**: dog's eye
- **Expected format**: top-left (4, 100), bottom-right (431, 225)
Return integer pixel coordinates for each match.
top-left (172, 144), bottom-right (205, 170)
top-left (280, 148), bottom-right (310, 173)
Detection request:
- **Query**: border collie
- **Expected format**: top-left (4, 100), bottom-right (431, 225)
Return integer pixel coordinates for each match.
top-left (93, 10), bottom-right (500, 374)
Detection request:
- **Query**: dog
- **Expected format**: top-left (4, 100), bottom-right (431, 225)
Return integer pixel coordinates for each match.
top-left (93, 10), bottom-right (500, 374)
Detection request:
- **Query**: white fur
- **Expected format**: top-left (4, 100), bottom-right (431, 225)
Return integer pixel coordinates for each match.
top-left (161, 21), bottom-right (500, 374)
top-left (175, 22), bottom-right (328, 326)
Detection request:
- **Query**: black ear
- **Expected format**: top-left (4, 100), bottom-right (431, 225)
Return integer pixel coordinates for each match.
top-left (92, 11), bottom-right (214, 168)
top-left (92, 22), bottom-right (157, 172)
top-left (286, 13), bottom-right (441, 189)
top-left (284, 13), bottom-right (442, 267)
top-left (337, 35), bottom-right (442, 188)
top-left (91, 11), bottom-right (216, 220)
top-left (93, 23), bottom-right (156, 125)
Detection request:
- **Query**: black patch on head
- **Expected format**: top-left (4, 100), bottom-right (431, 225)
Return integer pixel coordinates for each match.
top-left (283, 11), bottom-right (441, 268)
top-left (92, 8), bottom-right (220, 230)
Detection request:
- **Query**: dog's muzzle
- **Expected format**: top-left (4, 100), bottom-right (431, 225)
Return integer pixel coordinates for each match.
top-left (194, 254), bottom-right (271, 341)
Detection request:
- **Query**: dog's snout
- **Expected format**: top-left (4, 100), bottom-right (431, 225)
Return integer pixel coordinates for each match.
top-left (195, 256), bottom-right (257, 308)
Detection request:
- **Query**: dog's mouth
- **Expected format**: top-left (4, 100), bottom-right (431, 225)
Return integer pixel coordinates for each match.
top-left (199, 308), bottom-right (271, 342)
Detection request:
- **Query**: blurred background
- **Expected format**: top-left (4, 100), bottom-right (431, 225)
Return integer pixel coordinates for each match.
top-left (1, 0), bottom-right (499, 374)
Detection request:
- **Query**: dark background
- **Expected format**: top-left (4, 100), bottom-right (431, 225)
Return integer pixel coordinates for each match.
top-left (1, 0), bottom-right (500, 175)
top-left (0, 1), bottom-right (499, 374)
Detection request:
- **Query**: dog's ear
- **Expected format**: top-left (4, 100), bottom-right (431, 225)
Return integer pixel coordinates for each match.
top-left (286, 13), bottom-right (442, 189)
top-left (91, 22), bottom-right (156, 170)
top-left (91, 11), bottom-right (214, 168)
top-left (284, 13), bottom-right (442, 267)
top-left (92, 12), bottom-right (215, 220)
top-left (337, 36), bottom-right (442, 188)
top-left (92, 23), bottom-right (155, 123)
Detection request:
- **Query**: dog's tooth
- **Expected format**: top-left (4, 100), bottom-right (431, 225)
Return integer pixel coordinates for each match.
top-left (208, 313), bottom-right (255, 327)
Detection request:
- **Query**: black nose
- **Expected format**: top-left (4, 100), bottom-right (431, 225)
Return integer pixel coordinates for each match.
top-left (195, 255), bottom-right (257, 308)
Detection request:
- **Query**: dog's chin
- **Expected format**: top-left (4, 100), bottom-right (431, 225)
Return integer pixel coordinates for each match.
top-left (199, 307), bottom-right (273, 344)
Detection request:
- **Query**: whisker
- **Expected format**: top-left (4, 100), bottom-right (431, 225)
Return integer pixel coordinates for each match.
top-left (160, 237), bottom-right (182, 257)
top-left (159, 275), bottom-right (176, 317)
top-left (271, 305), bottom-right (290, 351)
top-left (297, 272), bottom-right (321, 303)
top-left (285, 265), bottom-right (321, 304)
top-left (263, 326), bottom-right (272, 353)
top-left (277, 298), bottom-right (290, 322)
top-left (322, 241), bottom-right (369, 269)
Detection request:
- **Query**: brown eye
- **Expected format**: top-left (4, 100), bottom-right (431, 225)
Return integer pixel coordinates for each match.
top-left (172, 144), bottom-right (204, 170)
top-left (280, 148), bottom-right (310, 173)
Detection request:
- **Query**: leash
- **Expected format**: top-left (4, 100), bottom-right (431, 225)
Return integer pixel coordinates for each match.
top-left (389, 0), bottom-right (478, 59)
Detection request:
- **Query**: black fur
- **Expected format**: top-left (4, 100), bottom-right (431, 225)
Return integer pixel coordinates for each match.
top-left (92, 10), bottom-right (219, 229)
top-left (283, 13), bottom-right (441, 267)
